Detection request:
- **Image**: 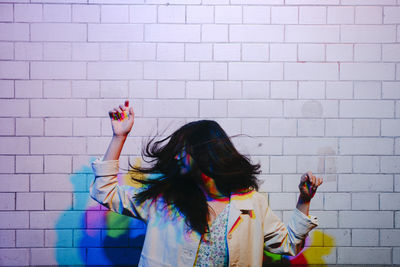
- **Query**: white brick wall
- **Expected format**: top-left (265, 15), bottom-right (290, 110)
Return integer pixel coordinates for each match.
top-left (1, 0), bottom-right (399, 265)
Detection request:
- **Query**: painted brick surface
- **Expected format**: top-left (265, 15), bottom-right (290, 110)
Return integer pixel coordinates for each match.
top-left (0, 1), bottom-right (399, 265)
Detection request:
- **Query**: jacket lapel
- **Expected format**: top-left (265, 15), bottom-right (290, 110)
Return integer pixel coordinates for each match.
top-left (227, 191), bottom-right (255, 234)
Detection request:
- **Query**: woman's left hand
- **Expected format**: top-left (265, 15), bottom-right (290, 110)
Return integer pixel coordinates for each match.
top-left (298, 172), bottom-right (323, 202)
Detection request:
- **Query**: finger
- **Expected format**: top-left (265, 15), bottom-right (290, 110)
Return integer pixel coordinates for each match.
top-left (124, 100), bottom-right (129, 107)
top-left (108, 111), bottom-right (115, 119)
top-left (317, 178), bottom-right (323, 186)
top-left (119, 104), bottom-right (126, 111)
top-left (129, 107), bottom-right (134, 116)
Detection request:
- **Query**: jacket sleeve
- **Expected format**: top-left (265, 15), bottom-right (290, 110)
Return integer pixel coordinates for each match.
top-left (89, 157), bottom-right (150, 222)
top-left (263, 202), bottom-right (318, 256)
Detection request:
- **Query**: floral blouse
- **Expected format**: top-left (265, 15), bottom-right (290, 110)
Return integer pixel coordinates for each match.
top-left (195, 202), bottom-right (230, 267)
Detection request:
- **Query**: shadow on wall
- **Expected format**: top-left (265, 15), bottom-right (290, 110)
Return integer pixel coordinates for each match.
top-left (54, 159), bottom-right (334, 266)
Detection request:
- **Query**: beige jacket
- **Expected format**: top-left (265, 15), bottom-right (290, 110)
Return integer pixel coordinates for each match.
top-left (90, 158), bottom-right (318, 267)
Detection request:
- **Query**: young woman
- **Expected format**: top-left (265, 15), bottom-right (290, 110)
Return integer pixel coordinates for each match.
top-left (90, 100), bottom-right (323, 267)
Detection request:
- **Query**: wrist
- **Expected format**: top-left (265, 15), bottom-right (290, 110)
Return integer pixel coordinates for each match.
top-left (112, 134), bottom-right (128, 140)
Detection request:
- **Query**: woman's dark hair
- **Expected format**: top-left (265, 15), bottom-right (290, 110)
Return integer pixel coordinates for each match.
top-left (128, 120), bottom-right (261, 235)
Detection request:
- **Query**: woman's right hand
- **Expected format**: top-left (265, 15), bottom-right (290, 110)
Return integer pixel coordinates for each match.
top-left (108, 100), bottom-right (135, 137)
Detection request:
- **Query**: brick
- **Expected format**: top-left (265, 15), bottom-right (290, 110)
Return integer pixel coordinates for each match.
top-left (230, 25), bottom-right (284, 42)
top-left (158, 81), bottom-right (185, 98)
top-left (156, 43), bottom-right (184, 61)
top-left (16, 156), bottom-right (43, 173)
top-left (327, 6), bottom-right (354, 24)
top-left (200, 62), bottom-right (227, 80)
top-left (44, 118), bottom-right (72, 136)
top-left (324, 193), bottom-right (351, 210)
top-left (0, 249), bottom-right (29, 266)
top-left (353, 156), bottom-right (380, 173)
top-left (0, 80), bottom-right (13, 98)
top-left (341, 63), bottom-right (395, 80)
top-left (129, 80), bottom-right (156, 98)
top-left (15, 80), bottom-right (42, 98)
top-left (242, 44), bottom-right (269, 62)
top-left (298, 119), bottom-right (324, 136)
top-left (31, 23), bottom-right (85, 41)
top-left (0, 211), bottom-right (28, 228)
top-left (73, 118), bottom-right (100, 137)
top-left (380, 193), bottom-right (400, 210)
top-left (202, 24), bottom-right (228, 42)
top-left (214, 43), bottom-right (240, 61)
top-left (100, 43), bottom-right (128, 61)
top-left (339, 174), bottom-right (393, 191)
top-left (258, 175), bottom-right (281, 192)
top-left (88, 62), bottom-right (142, 80)
top-left (0, 61), bottom-right (29, 79)
top-left (0, 230), bottom-right (15, 247)
top-left (382, 119), bottom-right (400, 136)
top-left (270, 44), bottom-right (296, 61)
top-left (0, 23), bottom-right (29, 41)
top-left (89, 24), bottom-right (142, 41)
top-left (215, 6), bottom-right (242, 23)
top-left (394, 247), bottom-right (400, 264)
top-left (45, 193), bottom-right (72, 210)
top-left (199, 100), bottom-right (227, 117)
top-left (186, 6), bottom-right (213, 23)
top-left (232, 136), bottom-right (282, 155)
top-left (14, 4), bottom-right (42, 22)
top-left (87, 99), bottom-right (143, 117)
top-left (270, 81), bottom-right (296, 99)
top-left (270, 156), bottom-right (296, 174)
top-left (228, 100), bottom-right (282, 117)
top-left (324, 229), bottom-right (351, 246)
top-left (31, 62), bottom-right (86, 79)
top-left (186, 81), bottom-right (213, 99)
top-left (354, 81), bottom-right (381, 99)
top-left (145, 62), bottom-right (198, 80)
top-left (384, 7), bottom-right (400, 24)
top-left (299, 6), bottom-right (326, 24)
top-left (243, 6), bottom-right (269, 24)
top-left (144, 100), bottom-right (198, 118)
top-left (340, 210), bottom-right (393, 228)
top-left (31, 247), bottom-right (84, 265)
top-left (16, 230), bottom-right (44, 247)
top-left (72, 4), bottom-right (100, 22)
top-left (297, 156), bottom-right (325, 174)
top-left (326, 156), bottom-right (352, 173)
top-left (101, 5), bottom-right (128, 23)
top-left (271, 7), bottom-right (298, 24)
top-left (341, 25), bottom-right (396, 43)
top-left (396, 175), bottom-right (400, 192)
top-left (229, 62), bottom-right (283, 80)
top-left (43, 4), bottom-right (71, 22)
top-left (353, 119), bottom-right (380, 136)
top-left (337, 247), bottom-right (391, 264)
top-left (185, 44), bottom-right (212, 61)
top-left (16, 192), bottom-right (44, 210)
top-left (326, 81), bottom-right (352, 99)
top-left (44, 155), bottom-right (72, 173)
top-left (31, 173), bottom-right (84, 192)
top-left (283, 138), bottom-right (338, 155)
top-left (0, 193), bottom-right (14, 210)
top-left (0, 137), bottom-right (29, 154)
top-left (242, 81), bottom-right (269, 99)
top-left (342, 138), bottom-right (394, 155)
top-left (340, 100), bottom-right (394, 118)
top-left (355, 6), bottom-right (382, 24)
top-left (302, 210), bottom-right (338, 228)
top-left (16, 118), bottom-right (43, 136)
top-left (269, 119), bottom-right (296, 136)
top-left (0, 156), bottom-right (14, 173)
top-left (0, 175), bottom-right (29, 192)
top-left (352, 229), bottom-right (379, 246)
top-left (326, 44), bottom-right (352, 61)
top-left (269, 193), bottom-right (296, 210)
top-left (129, 43), bottom-right (156, 60)
top-left (31, 211), bottom-right (84, 229)
top-left (31, 137), bottom-right (86, 155)
top-left (0, 4), bottom-right (13, 22)
top-left (43, 80), bottom-right (72, 98)
top-left (31, 99), bottom-right (85, 117)
top-left (45, 229), bottom-right (73, 247)
top-left (286, 25), bottom-right (339, 43)
top-left (341, 0), bottom-right (395, 4)
top-left (0, 42), bottom-right (13, 60)
top-left (383, 44), bottom-right (400, 62)
top-left (231, 0), bottom-right (282, 3)
top-left (284, 100), bottom-right (338, 118)
top-left (285, 63), bottom-right (338, 81)
top-left (0, 118), bottom-right (14, 135)
top-left (145, 24), bottom-right (199, 42)
top-left (242, 118), bottom-right (268, 136)
top-left (158, 5), bottom-right (185, 23)
top-left (382, 82), bottom-right (400, 99)
top-left (129, 5), bottom-right (156, 23)
top-left (100, 81), bottom-right (129, 98)
top-left (380, 229), bottom-right (400, 246)
top-left (214, 81), bottom-right (241, 99)
top-left (354, 44), bottom-right (381, 62)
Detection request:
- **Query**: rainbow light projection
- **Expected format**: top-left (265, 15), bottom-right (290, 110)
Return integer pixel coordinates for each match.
top-left (54, 158), bottom-right (334, 266)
